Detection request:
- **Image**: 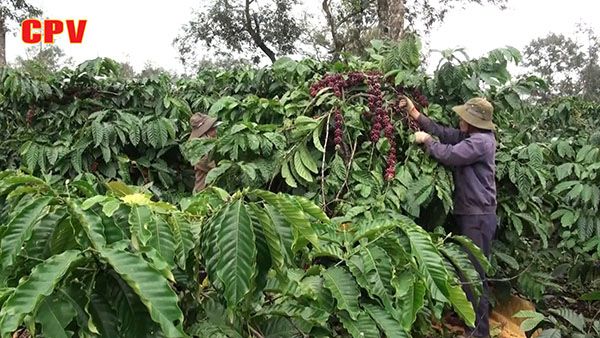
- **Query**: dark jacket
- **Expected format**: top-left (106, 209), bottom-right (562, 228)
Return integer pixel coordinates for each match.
top-left (418, 114), bottom-right (497, 215)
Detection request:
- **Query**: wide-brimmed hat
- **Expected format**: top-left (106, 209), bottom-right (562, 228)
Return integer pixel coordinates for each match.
top-left (189, 113), bottom-right (219, 139)
top-left (452, 97), bottom-right (495, 131)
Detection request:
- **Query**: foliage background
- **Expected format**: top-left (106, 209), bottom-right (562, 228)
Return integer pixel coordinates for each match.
top-left (0, 34), bottom-right (599, 337)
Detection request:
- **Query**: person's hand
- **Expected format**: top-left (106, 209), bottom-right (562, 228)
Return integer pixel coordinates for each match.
top-left (414, 131), bottom-right (431, 144)
top-left (399, 95), bottom-right (419, 119)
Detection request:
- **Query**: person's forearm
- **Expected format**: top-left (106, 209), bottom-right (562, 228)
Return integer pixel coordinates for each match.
top-left (424, 138), bottom-right (482, 166)
top-left (417, 114), bottom-right (464, 145)
top-left (409, 106), bottom-right (420, 120)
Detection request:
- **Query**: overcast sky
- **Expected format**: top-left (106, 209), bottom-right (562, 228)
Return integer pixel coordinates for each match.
top-left (6, 0), bottom-right (600, 74)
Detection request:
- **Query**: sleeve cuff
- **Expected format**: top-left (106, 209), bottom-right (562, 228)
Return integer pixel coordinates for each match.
top-left (423, 137), bottom-right (435, 152)
top-left (417, 114), bottom-right (431, 129)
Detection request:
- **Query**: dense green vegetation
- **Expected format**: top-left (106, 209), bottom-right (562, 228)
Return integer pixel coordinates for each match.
top-left (0, 37), bottom-right (598, 337)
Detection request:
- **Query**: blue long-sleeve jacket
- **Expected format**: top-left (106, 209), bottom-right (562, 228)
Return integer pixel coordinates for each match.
top-left (417, 114), bottom-right (497, 215)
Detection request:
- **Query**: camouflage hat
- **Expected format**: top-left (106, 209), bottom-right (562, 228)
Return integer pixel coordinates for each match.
top-left (189, 113), bottom-right (218, 139)
top-left (452, 97), bottom-right (495, 131)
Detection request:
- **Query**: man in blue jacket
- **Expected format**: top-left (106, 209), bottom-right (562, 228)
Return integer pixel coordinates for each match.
top-left (400, 97), bottom-right (497, 338)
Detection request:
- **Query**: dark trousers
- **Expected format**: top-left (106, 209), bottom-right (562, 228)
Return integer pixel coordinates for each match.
top-left (455, 214), bottom-right (497, 338)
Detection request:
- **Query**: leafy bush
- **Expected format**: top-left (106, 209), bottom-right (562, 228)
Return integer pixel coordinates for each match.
top-left (0, 37), bottom-right (598, 337)
top-left (0, 171), bottom-right (490, 337)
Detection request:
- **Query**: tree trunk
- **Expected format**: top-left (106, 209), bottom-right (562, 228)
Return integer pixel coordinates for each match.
top-left (348, 0), bottom-right (366, 54)
top-left (0, 17), bottom-right (6, 66)
top-left (244, 0), bottom-right (276, 63)
top-left (377, 0), bottom-right (389, 36)
top-left (377, 0), bottom-right (405, 41)
top-left (387, 0), bottom-right (405, 40)
top-left (322, 0), bottom-right (342, 59)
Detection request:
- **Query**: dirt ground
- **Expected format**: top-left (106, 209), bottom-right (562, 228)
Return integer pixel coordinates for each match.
top-left (432, 295), bottom-right (542, 338)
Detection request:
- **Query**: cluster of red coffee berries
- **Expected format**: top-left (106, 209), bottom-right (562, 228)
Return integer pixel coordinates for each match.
top-left (366, 73), bottom-right (397, 180)
top-left (346, 71), bottom-right (367, 87)
top-left (411, 88), bottom-right (429, 108)
top-left (309, 72), bottom-right (430, 182)
top-left (310, 72), bottom-right (368, 98)
top-left (395, 86), bottom-right (428, 131)
top-left (310, 73), bottom-right (346, 98)
top-left (333, 107), bottom-right (344, 147)
top-left (367, 74), bottom-right (384, 143)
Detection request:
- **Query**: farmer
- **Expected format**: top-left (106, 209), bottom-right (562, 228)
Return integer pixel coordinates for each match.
top-left (189, 113), bottom-right (220, 193)
top-left (400, 97), bottom-right (497, 338)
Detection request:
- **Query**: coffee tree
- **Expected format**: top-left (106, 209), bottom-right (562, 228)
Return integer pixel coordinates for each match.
top-left (0, 36), bottom-right (598, 337)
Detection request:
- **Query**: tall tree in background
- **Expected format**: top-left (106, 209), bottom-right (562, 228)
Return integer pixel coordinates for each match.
top-left (523, 27), bottom-right (600, 102)
top-left (174, 0), bottom-right (304, 68)
top-left (578, 26), bottom-right (600, 102)
top-left (176, 0), bottom-right (507, 66)
top-left (15, 45), bottom-right (73, 76)
top-left (117, 61), bottom-right (136, 78)
top-left (322, 0), bottom-right (507, 57)
top-left (138, 61), bottom-right (171, 78)
top-left (0, 0), bottom-right (42, 66)
top-left (114, 61), bottom-right (172, 79)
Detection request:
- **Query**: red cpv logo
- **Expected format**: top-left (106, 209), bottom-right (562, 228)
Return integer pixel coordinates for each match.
top-left (21, 19), bottom-right (87, 44)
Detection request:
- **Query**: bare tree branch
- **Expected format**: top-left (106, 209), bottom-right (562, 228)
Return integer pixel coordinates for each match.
top-left (244, 0), bottom-right (276, 62)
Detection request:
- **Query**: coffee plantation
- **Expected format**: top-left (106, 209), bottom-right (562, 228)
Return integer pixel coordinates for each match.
top-left (0, 38), bottom-right (598, 337)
